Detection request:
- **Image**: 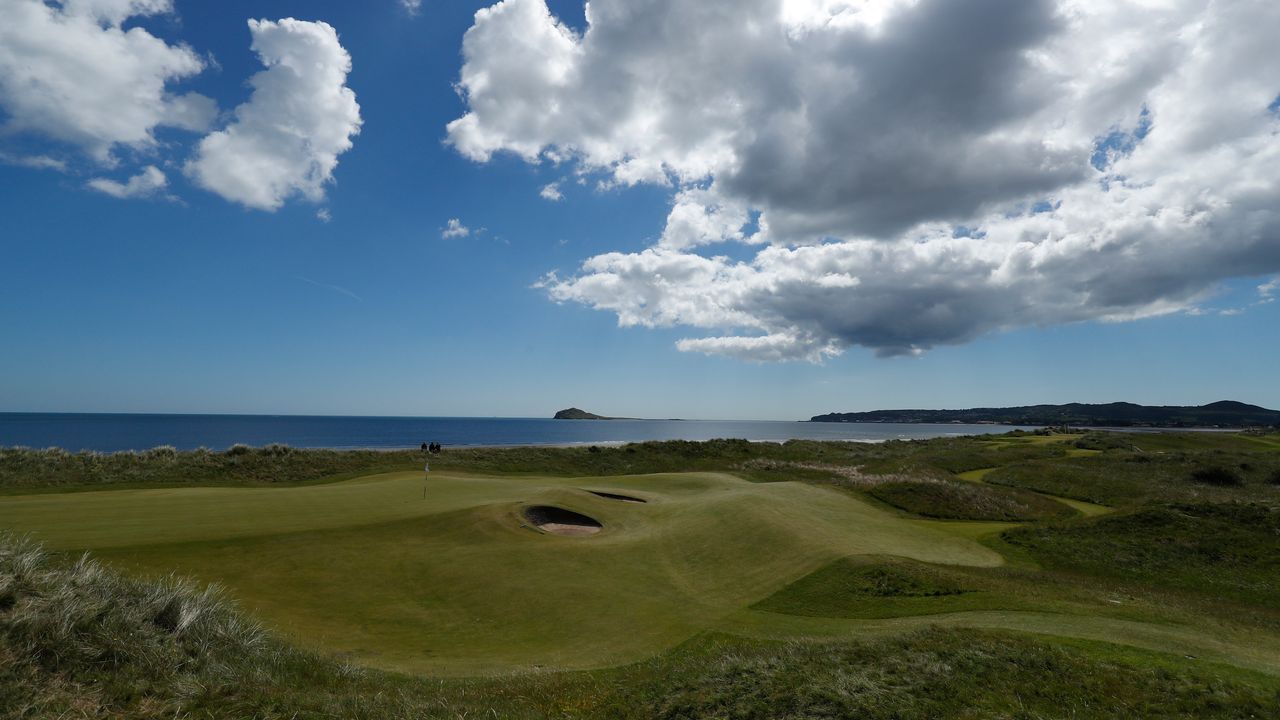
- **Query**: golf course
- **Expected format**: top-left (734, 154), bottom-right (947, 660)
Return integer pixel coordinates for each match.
top-left (2, 432), bottom-right (1279, 717)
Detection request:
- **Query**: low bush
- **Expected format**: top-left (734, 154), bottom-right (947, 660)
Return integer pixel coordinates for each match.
top-left (1190, 465), bottom-right (1245, 486)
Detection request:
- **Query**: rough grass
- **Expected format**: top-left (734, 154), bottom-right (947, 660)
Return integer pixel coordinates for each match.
top-left (604, 629), bottom-right (1280, 720)
top-left (985, 451), bottom-right (1280, 507)
top-left (1004, 503), bottom-right (1280, 609)
top-left (867, 479), bottom-right (1077, 521)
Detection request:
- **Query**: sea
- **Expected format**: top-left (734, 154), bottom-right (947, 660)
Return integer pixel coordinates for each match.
top-left (0, 413), bottom-right (1039, 453)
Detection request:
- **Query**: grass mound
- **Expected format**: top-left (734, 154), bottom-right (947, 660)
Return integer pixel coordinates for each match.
top-left (867, 479), bottom-right (1076, 521)
top-left (753, 558), bottom-right (974, 619)
top-left (1004, 503), bottom-right (1280, 608)
top-left (585, 490), bottom-right (646, 503)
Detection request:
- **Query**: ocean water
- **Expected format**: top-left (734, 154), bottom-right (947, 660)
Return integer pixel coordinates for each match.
top-left (0, 413), bottom-right (1038, 453)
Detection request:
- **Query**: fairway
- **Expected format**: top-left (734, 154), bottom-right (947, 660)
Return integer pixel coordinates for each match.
top-left (0, 470), bottom-right (1004, 675)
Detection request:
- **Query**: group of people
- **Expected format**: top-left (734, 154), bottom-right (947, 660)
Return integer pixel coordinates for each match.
top-left (420, 441), bottom-right (442, 454)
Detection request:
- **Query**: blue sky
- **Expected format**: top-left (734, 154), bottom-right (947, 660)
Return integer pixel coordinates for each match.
top-left (1, 0), bottom-right (1278, 419)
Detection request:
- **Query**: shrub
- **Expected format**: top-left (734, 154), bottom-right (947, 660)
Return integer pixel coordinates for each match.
top-left (225, 444), bottom-right (251, 456)
top-left (144, 445), bottom-right (178, 460)
top-left (260, 443), bottom-right (294, 457)
top-left (1189, 465), bottom-right (1245, 486)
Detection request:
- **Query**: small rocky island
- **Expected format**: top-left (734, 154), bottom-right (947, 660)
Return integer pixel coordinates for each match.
top-left (553, 408), bottom-right (620, 420)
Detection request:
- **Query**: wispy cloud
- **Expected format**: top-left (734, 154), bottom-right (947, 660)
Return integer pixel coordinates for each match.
top-left (401, 0), bottom-right (422, 15)
top-left (295, 276), bottom-right (362, 302)
top-left (0, 152), bottom-right (67, 171)
top-left (86, 166), bottom-right (169, 200)
top-left (1259, 277), bottom-right (1279, 303)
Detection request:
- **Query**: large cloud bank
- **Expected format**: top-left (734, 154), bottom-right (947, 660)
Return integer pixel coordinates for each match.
top-left (0, 1), bottom-right (360, 210)
top-left (449, 0), bottom-right (1280, 360)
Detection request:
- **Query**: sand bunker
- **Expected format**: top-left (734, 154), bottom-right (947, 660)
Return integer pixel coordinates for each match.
top-left (585, 490), bottom-right (647, 504)
top-left (524, 506), bottom-right (603, 536)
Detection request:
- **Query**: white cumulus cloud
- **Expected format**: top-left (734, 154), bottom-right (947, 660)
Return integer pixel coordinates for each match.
top-left (186, 18), bottom-right (362, 211)
top-left (539, 182), bottom-right (563, 201)
top-left (86, 165), bottom-right (167, 199)
top-left (454, 0), bottom-right (1280, 360)
top-left (0, 0), bottom-right (215, 163)
top-left (442, 218), bottom-right (471, 238)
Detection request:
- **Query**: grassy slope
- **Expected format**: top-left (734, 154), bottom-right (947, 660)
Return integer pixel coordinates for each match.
top-left (0, 470), bottom-right (1001, 675)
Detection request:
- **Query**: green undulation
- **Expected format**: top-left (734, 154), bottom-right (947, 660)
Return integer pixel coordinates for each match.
top-left (4, 432), bottom-right (1280, 715)
top-left (4, 534), bottom-right (1279, 719)
top-left (0, 471), bottom-right (1002, 675)
top-left (752, 557), bottom-right (976, 619)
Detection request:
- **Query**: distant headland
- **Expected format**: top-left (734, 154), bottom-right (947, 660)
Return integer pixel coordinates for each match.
top-left (553, 408), bottom-right (624, 420)
top-left (810, 401), bottom-right (1280, 428)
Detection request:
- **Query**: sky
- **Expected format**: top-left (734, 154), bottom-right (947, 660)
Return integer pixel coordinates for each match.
top-left (0, 0), bottom-right (1278, 420)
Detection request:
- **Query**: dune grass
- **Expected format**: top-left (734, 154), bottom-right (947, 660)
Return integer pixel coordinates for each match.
top-left (604, 629), bottom-right (1280, 720)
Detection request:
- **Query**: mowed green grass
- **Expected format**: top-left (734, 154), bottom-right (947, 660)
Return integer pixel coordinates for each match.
top-left (0, 470), bottom-right (1006, 676)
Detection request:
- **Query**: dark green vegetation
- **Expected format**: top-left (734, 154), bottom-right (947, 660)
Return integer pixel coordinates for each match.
top-left (616, 630), bottom-right (1280, 720)
top-left (0, 444), bottom-right (417, 492)
top-left (1007, 503), bottom-right (1280, 609)
top-left (812, 399), bottom-right (1280, 428)
top-left (4, 429), bottom-right (1280, 717)
top-left (985, 446), bottom-right (1280, 506)
top-left (867, 479), bottom-right (1076, 521)
top-left (5, 536), bottom-right (1278, 719)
